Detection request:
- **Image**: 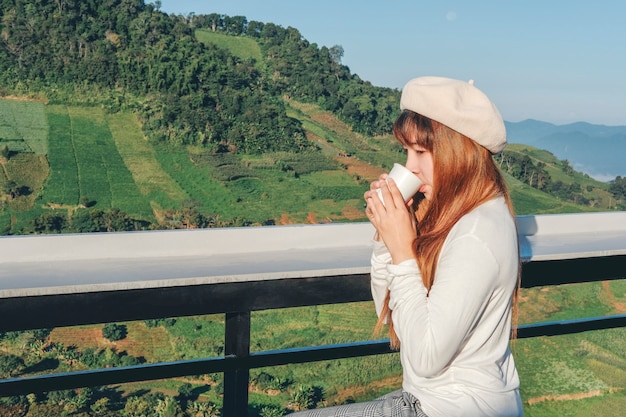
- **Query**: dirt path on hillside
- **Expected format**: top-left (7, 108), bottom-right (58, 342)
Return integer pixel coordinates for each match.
top-left (335, 154), bottom-right (385, 182)
top-left (334, 155), bottom-right (383, 221)
top-left (1, 95), bottom-right (47, 103)
top-left (303, 129), bottom-right (385, 222)
top-left (306, 128), bottom-right (385, 184)
top-left (602, 280), bottom-right (626, 313)
top-left (330, 375), bottom-right (402, 405)
top-left (525, 388), bottom-right (621, 405)
top-left (49, 324), bottom-right (171, 361)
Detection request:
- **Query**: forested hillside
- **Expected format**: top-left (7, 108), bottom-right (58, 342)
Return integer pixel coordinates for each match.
top-left (0, 0), bottom-right (398, 150)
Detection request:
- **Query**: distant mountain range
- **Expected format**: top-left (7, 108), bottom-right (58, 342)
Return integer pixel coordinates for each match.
top-left (505, 119), bottom-right (626, 182)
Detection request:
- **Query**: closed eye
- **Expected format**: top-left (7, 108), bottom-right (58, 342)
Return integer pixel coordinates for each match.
top-left (410, 145), bottom-right (428, 154)
top-left (407, 148), bottom-right (426, 155)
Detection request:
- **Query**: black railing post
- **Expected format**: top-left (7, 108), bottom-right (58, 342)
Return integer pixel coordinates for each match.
top-left (223, 311), bottom-right (251, 417)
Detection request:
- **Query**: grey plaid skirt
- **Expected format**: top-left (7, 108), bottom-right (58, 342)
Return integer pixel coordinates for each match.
top-left (285, 389), bottom-right (429, 417)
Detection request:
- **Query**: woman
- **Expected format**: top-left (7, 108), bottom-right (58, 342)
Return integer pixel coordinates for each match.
top-left (287, 76), bottom-right (523, 416)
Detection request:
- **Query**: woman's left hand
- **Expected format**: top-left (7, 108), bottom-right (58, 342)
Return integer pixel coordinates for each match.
top-left (364, 177), bottom-right (417, 264)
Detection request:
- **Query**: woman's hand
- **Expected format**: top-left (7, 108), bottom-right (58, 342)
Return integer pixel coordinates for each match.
top-left (364, 175), bottom-right (417, 264)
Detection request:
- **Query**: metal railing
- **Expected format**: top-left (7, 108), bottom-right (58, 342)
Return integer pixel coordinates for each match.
top-left (1, 212), bottom-right (626, 416)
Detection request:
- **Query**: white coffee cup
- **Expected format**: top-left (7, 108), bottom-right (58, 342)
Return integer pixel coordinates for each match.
top-left (377, 163), bottom-right (422, 205)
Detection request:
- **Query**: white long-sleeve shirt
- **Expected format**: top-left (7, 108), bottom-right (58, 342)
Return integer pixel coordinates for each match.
top-left (371, 197), bottom-right (523, 417)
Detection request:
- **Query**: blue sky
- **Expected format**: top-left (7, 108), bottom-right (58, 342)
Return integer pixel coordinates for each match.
top-left (158, 1), bottom-right (626, 127)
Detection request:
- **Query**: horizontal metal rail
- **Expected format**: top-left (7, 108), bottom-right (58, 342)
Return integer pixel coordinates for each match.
top-left (2, 313), bottom-right (626, 398)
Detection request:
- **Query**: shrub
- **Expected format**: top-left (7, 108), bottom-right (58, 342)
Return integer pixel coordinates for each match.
top-left (289, 385), bottom-right (324, 411)
top-left (144, 318), bottom-right (177, 328)
top-left (102, 323), bottom-right (127, 341)
top-left (0, 331), bottom-right (21, 341)
top-left (177, 382), bottom-right (194, 400)
top-left (0, 353), bottom-right (25, 378)
top-left (46, 389), bottom-right (76, 406)
top-left (90, 397), bottom-right (110, 415)
top-left (79, 347), bottom-right (100, 368)
top-left (260, 405), bottom-right (286, 417)
top-left (120, 353), bottom-right (141, 366)
top-left (32, 328), bottom-right (52, 341)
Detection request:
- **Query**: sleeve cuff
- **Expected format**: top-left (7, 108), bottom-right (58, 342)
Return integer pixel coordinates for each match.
top-left (387, 258), bottom-right (419, 275)
top-left (387, 259), bottom-right (424, 310)
top-left (371, 240), bottom-right (392, 264)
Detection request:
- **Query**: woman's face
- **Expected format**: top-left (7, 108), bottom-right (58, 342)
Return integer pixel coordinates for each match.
top-left (404, 143), bottom-right (434, 200)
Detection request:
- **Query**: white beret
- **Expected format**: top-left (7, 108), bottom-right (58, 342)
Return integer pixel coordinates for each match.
top-left (399, 76), bottom-right (506, 154)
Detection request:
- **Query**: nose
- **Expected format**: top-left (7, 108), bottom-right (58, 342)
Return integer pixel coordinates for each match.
top-left (404, 153), bottom-right (419, 174)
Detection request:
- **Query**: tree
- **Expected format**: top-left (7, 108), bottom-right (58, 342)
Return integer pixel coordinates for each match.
top-left (155, 396), bottom-right (183, 417)
top-left (0, 353), bottom-right (25, 378)
top-left (46, 389), bottom-right (76, 407)
top-left (177, 382), bottom-right (195, 400)
top-left (0, 179), bottom-right (30, 200)
top-left (329, 44), bottom-right (344, 65)
top-left (102, 323), bottom-right (127, 341)
top-left (223, 15), bottom-right (247, 35)
top-left (90, 397), bottom-right (111, 415)
top-left (32, 212), bottom-right (66, 234)
top-left (70, 208), bottom-right (97, 232)
top-left (561, 159), bottom-right (574, 175)
top-left (101, 207), bottom-right (135, 232)
top-left (186, 400), bottom-right (220, 416)
top-left (609, 176), bottom-right (626, 199)
top-left (123, 395), bottom-right (151, 417)
top-left (80, 347), bottom-right (100, 367)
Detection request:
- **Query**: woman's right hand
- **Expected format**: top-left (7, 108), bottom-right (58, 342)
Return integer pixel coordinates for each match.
top-left (364, 175), bottom-right (417, 264)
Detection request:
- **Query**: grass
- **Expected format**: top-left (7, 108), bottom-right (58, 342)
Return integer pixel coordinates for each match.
top-left (2, 153), bottom-right (48, 211)
top-left (66, 106), bottom-right (151, 215)
top-left (0, 99), bottom-right (48, 154)
top-left (153, 145), bottom-right (237, 216)
top-left (32, 105), bottom-right (178, 222)
top-left (514, 328), bottom-right (626, 401)
top-left (107, 112), bottom-right (188, 214)
top-left (518, 282), bottom-right (615, 325)
top-left (40, 105), bottom-right (80, 205)
top-left (251, 303), bottom-right (379, 351)
top-left (195, 29), bottom-right (263, 65)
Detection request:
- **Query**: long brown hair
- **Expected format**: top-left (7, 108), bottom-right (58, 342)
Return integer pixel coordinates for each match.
top-left (375, 110), bottom-right (520, 349)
